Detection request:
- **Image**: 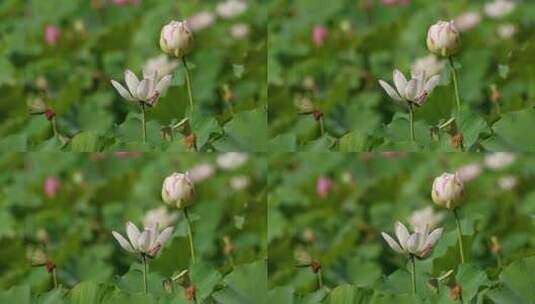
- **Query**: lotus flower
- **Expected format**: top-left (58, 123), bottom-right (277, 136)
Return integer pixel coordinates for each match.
top-left (112, 221), bottom-right (174, 258)
top-left (381, 221), bottom-right (443, 258)
top-left (111, 69), bottom-right (172, 107)
top-left (379, 69), bottom-right (440, 106)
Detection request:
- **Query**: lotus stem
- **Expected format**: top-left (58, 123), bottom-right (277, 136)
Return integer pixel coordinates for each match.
top-left (182, 56), bottom-right (194, 113)
top-left (184, 208), bottom-right (196, 264)
top-left (448, 56), bottom-right (461, 115)
top-left (140, 102), bottom-right (147, 144)
top-left (408, 102), bottom-right (415, 141)
top-left (142, 254), bottom-right (148, 294)
top-left (410, 254), bottom-right (416, 294)
top-left (52, 268), bottom-right (58, 289)
top-left (453, 209), bottom-right (465, 264)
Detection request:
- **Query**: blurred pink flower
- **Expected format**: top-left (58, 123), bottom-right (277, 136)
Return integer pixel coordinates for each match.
top-left (111, 0), bottom-right (140, 6)
top-left (316, 176), bottom-right (333, 199)
top-left (381, 0), bottom-right (411, 6)
top-left (44, 177), bottom-right (60, 199)
top-left (44, 26), bottom-right (61, 46)
top-left (312, 25), bottom-right (328, 47)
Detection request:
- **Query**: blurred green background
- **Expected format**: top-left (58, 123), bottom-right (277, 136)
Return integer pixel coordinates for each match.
top-left (0, 0), bottom-right (267, 151)
top-left (268, 0), bottom-right (535, 151)
top-left (268, 152), bottom-right (535, 302)
top-left (0, 152), bottom-right (266, 302)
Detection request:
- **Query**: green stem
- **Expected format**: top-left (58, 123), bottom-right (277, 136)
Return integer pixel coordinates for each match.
top-left (408, 102), bottom-right (415, 141)
top-left (410, 255), bottom-right (416, 294)
top-left (184, 208), bottom-right (196, 264)
top-left (182, 56), bottom-right (194, 113)
top-left (317, 269), bottom-right (323, 290)
top-left (453, 209), bottom-right (465, 264)
top-left (140, 102), bottom-right (147, 144)
top-left (52, 268), bottom-right (58, 289)
top-left (448, 56), bottom-right (461, 115)
top-left (319, 117), bottom-right (325, 137)
top-left (142, 255), bottom-right (148, 294)
top-left (51, 117), bottom-right (58, 139)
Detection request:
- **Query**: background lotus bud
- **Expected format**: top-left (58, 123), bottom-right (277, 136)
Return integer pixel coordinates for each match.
top-left (44, 176), bottom-right (61, 199)
top-left (44, 25), bottom-right (61, 46)
top-left (426, 20), bottom-right (460, 57)
top-left (160, 21), bottom-right (194, 58)
top-left (431, 172), bottom-right (464, 209)
top-left (162, 172), bottom-right (194, 209)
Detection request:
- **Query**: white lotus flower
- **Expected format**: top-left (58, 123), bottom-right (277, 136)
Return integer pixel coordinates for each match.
top-left (187, 11), bottom-right (216, 32)
top-left (408, 207), bottom-right (445, 233)
top-left (454, 12), bottom-right (481, 32)
top-left (411, 55), bottom-right (445, 78)
top-left (188, 163), bottom-right (215, 183)
top-left (142, 55), bottom-right (178, 81)
top-left (382, 221), bottom-right (443, 258)
top-left (484, 152), bottom-right (515, 170)
top-left (378, 69), bottom-right (440, 106)
top-left (484, 0), bottom-right (515, 19)
top-left (143, 207), bottom-right (179, 228)
top-left (111, 69), bottom-right (172, 107)
top-left (498, 175), bottom-right (518, 190)
top-left (456, 163), bottom-right (482, 182)
top-left (497, 24), bottom-right (517, 39)
top-left (216, 0), bottom-right (247, 19)
top-left (216, 153), bottom-right (249, 170)
top-left (112, 221), bottom-right (174, 258)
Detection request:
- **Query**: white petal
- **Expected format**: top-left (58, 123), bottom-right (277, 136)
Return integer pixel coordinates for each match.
top-left (156, 75), bottom-right (172, 96)
top-left (379, 80), bottom-right (402, 101)
top-left (111, 80), bottom-right (134, 101)
top-left (125, 69), bottom-right (140, 95)
top-left (424, 75), bottom-right (441, 94)
top-left (404, 79), bottom-right (418, 101)
top-left (393, 70), bottom-right (408, 95)
top-left (137, 230), bottom-right (151, 253)
top-left (136, 79), bottom-right (150, 101)
top-left (424, 227), bottom-right (443, 248)
top-left (112, 231), bottom-right (136, 253)
top-left (395, 221), bottom-right (410, 250)
top-left (126, 222), bottom-right (141, 248)
top-left (406, 233), bottom-right (421, 254)
top-left (381, 232), bottom-right (404, 254)
top-left (155, 227), bottom-right (174, 247)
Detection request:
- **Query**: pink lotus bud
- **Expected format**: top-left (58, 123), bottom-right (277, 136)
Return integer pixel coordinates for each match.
top-left (44, 176), bottom-right (60, 199)
top-left (44, 26), bottom-right (61, 46)
top-left (431, 172), bottom-right (464, 209)
top-left (312, 25), bottom-right (328, 47)
top-left (316, 176), bottom-right (333, 199)
top-left (426, 20), bottom-right (461, 57)
top-left (160, 21), bottom-right (194, 58)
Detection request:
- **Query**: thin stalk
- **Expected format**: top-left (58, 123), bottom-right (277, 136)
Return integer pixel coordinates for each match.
top-left (319, 117), bottom-right (325, 137)
top-left (410, 254), bottom-right (416, 294)
top-left (182, 57), bottom-right (194, 112)
top-left (448, 56), bottom-right (461, 114)
top-left (140, 102), bottom-right (147, 143)
top-left (184, 208), bottom-right (196, 264)
top-left (317, 269), bottom-right (324, 290)
top-left (142, 255), bottom-right (148, 294)
top-left (51, 117), bottom-right (58, 139)
top-left (453, 209), bottom-right (465, 264)
top-left (408, 102), bottom-right (415, 141)
top-left (52, 268), bottom-right (58, 289)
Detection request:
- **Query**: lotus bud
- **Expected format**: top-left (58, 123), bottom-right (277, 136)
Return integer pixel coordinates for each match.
top-left (160, 21), bottom-right (194, 58)
top-left (426, 20), bottom-right (461, 57)
top-left (431, 172), bottom-right (464, 209)
top-left (162, 172), bottom-right (194, 209)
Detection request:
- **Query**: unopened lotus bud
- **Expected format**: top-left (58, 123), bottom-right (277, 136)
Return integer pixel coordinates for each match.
top-left (426, 20), bottom-right (461, 57)
top-left (163, 278), bottom-right (174, 293)
top-left (184, 133), bottom-right (197, 150)
top-left (185, 286), bottom-right (196, 301)
top-left (490, 236), bottom-right (501, 254)
top-left (162, 172), bottom-right (194, 209)
top-left (160, 21), bottom-right (194, 58)
top-left (223, 236), bottom-right (235, 256)
top-left (431, 172), bottom-right (464, 209)
top-left (310, 260), bottom-right (321, 273)
top-left (28, 248), bottom-right (48, 266)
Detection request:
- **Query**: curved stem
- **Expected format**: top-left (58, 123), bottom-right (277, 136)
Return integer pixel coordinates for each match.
top-left (182, 56), bottom-right (194, 113)
top-left (453, 209), bottom-right (465, 264)
top-left (142, 255), bottom-right (148, 294)
top-left (408, 103), bottom-right (415, 141)
top-left (140, 102), bottom-right (147, 144)
top-left (448, 56), bottom-right (461, 115)
top-left (410, 255), bottom-right (416, 294)
top-left (184, 208), bottom-right (196, 264)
